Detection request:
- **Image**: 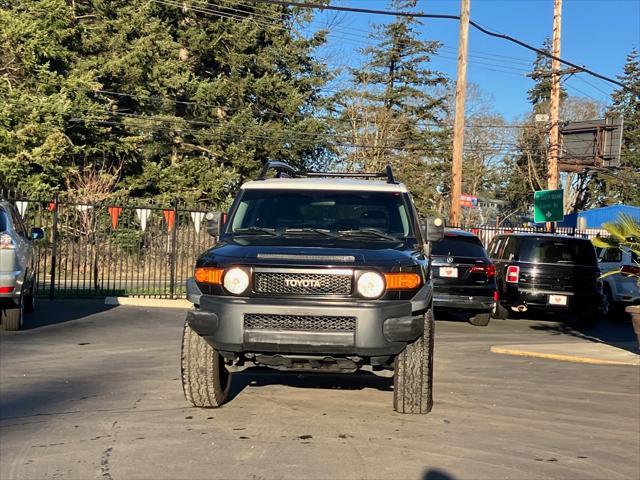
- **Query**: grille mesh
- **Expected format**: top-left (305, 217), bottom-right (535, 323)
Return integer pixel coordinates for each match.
top-left (254, 272), bottom-right (352, 295)
top-left (244, 313), bottom-right (356, 332)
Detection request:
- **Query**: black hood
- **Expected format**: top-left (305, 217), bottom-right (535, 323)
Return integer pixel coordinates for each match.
top-left (196, 240), bottom-right (423, 269)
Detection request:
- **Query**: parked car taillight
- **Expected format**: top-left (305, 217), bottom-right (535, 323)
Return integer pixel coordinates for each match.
top-left (506, 265), bottom-right (520, 283)
top-left (0, 233), bottom-right (15, 250)
top-left (470, 264), bottom-right (496, 278)
top-left (621, 264), bottom-right (640, 276)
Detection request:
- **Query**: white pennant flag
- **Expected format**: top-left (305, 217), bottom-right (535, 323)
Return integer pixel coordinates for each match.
top-left (136, 208), bottom-right (151, 232)
top-left (76, 204), bottom-right (93, 212)
top-left (190, 211), bottom-right (206, 235)
top-left (16, 201), bottom-right (28, 217)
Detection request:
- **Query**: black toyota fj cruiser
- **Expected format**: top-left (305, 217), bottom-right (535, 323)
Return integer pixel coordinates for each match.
top-left (182, 162), bottom-right (444, 414)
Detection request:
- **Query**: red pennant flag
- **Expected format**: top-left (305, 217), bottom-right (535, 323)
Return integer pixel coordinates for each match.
top-left (108, 206), bottom-right (123, 229)
top-left (163, 209), bottom-right (176, 233)
top-left (47, 202), bottom-right (56, 212)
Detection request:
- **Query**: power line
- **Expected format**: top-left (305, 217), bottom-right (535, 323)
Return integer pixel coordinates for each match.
top-left (153, 0), bottom-right (532, 77)
top-left (247, 0), bottom-right (630, 91)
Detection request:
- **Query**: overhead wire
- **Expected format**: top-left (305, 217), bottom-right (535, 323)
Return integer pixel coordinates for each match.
top-left (246, 0), bottom-right (631, 91)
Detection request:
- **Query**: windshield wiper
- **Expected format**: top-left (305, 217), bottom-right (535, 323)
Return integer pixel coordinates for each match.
top-left (233, 227), bottom-right (280, 236)
top-left (283, 228), bottom-right (338, 238)
top-left (337, 228), bottom-right (402, 242)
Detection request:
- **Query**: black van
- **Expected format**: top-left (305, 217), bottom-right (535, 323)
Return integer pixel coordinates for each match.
top-left (487, 233), bottom-right (601, 324)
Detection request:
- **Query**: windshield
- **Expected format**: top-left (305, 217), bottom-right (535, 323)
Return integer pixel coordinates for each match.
top-left (432, 236), bottom-right (487, 258)
top-left (228, 189), bottom-right (413, 238)
top-left (519, 237), bottom-right (597, 265)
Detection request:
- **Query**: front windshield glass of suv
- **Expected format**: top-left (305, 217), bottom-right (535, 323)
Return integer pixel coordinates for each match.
top-left (229, 189), bottom-right (413, 238)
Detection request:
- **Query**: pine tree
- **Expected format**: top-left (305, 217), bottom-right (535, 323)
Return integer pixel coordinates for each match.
top-left (332, 0), bottom-right (450, 215)
top-left (0, 0), bottom-right (331, 206)
top-left (603, 48), bottom-right (640, 205)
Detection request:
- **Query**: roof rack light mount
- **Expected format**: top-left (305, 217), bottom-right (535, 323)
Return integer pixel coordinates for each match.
top-left (257, 161), bottom-right (397, 184)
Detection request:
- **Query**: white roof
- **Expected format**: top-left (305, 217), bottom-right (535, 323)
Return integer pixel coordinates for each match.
top-left (242, 177), bottom-right (408, 193)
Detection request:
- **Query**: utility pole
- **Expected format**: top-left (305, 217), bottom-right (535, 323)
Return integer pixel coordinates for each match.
top-left (449, 0), bottom-right (470, 227)
top-left (548, 0), bottom-right (562, 192)
top-left (547, 0), bottom-right (562, 231)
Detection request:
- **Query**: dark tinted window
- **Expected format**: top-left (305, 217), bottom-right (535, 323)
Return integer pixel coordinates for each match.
top-left (519, 237), bottom-right (597, 265)
top-left (488, 237), bottom-right (504, 258)
top-left (230, 189), bottom-right (413, 236)
top-left (601, 248), bottom-right (622, 263)
top-left (432, 235), bottom-right (487, 258)
top-left (502, 237), bottom-right (518, 260)
top-left (0, 209), bottom-right (7, 232)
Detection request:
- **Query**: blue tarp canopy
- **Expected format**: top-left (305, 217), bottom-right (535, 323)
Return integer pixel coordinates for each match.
top-left (558, 204), bottom-right (640, 229)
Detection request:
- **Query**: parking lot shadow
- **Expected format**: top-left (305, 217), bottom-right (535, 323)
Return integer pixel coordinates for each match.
top-left (227, 366), bottom-right (393, 402)
top-left (529, 315), bottom-right (638, 354)
top-left (422, 468), bottom-right (457, 480)
top-left (21, 299), bottom-right (117, 330)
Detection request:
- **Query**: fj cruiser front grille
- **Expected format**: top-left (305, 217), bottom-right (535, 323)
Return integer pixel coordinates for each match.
top-left (244, 314), bottom-right (356, 332)
top-left (254, 271), bottom-right (352, 295)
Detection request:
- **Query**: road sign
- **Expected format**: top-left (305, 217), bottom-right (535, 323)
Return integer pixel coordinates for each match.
top-left (534, 189), bottom-right (564, 223)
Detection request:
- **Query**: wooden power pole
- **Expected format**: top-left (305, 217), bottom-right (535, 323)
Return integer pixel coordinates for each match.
top-left (449, 0), bottom-right (470, 227)
top-left (548, 0), bottom-right (563, 192)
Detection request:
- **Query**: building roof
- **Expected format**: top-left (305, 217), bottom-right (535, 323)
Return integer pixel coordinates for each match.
top-left (559, 204), bottom-right (640, 228)
top-left (242, 177), bottom-right (409, 193)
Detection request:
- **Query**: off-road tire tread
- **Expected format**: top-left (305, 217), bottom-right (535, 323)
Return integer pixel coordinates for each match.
top-left (469, 312), bottom-right (491, 326)
top-left (181, 319), bottom-right (230, 408)
top-left (393, 307), bottom-right (434, 414)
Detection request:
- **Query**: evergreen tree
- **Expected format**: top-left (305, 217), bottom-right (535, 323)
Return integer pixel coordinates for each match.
top-left (602, 48), bottom-right (640, 205)
top-left (0, 0), bottom-right (331, 206)
top-left (331, 0), bottom-right (450, 215)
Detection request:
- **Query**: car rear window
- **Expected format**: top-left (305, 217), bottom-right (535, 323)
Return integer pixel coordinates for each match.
top-left (432, 235), bottom-right (487, 257)
top-left (518, 237), bottom-right (597, 265)
top-left (0, 209), bottom-right (8, 232)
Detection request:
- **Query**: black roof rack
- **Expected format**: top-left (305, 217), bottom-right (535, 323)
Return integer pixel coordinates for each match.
top-left (257, 161), bottom-right (397, 184)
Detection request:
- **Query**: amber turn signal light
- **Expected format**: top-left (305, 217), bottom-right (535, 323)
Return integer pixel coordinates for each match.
top-left (384, 273), bottom-right (421, 290)
top-left (194, 267), bottom-right (224, 285)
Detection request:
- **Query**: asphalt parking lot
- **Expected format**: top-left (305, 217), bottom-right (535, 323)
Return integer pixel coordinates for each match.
top-left (1, 302), bottom-right (639, 480)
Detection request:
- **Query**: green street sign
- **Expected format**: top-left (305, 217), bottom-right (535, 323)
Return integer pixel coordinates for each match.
top-left (534, 189), bottom-right (564, 223)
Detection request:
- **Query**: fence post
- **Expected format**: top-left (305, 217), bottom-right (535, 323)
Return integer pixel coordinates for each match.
top-left (49, 193), bottom-right (59, 301)
top-left (169, 203), bottom-right (179, 299)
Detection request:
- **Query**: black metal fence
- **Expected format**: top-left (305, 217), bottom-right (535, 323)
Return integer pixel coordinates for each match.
top-left (3, 192), bottom-right (215, 299)
top-left (2, 192), bottom-right (607, 299)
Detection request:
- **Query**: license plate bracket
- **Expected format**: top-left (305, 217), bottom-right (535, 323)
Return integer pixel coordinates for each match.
top-left (439, 267), bottom-right (458, 278)
top-left (548, 294), bottom-right (568, 306)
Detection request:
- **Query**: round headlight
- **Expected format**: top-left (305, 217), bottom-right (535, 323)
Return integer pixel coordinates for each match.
top-left (357, 272), bottom-right (385, 299)
top-left (223, 267), bottom-right (249, 295)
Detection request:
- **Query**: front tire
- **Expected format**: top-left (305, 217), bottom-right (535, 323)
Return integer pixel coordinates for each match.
top-left (393, 307), bottom-right (435, 414)
top-left (1, 297), bottom-right (24, 331)
top-left (181, 318), bottom-right (231, 408)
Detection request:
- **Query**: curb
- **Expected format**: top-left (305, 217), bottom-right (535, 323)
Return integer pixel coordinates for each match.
top-left (105, 297), bottom-right (192, 309)
top-left (490, 345), bottom-right (640, 366)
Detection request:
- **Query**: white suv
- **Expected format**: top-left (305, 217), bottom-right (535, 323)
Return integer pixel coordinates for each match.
top-left (597, 246), bottom-right (640, 318)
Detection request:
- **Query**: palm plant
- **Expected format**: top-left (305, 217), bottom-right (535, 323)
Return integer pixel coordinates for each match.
top-left (592, 213), bottom-right (640, 284)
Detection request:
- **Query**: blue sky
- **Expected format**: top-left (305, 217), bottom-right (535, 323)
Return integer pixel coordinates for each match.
top-left (311, 0), bottom-right (640, 121)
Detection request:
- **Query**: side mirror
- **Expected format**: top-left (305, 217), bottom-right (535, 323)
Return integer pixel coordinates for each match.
top-left (205, 212), bottom-right (225, 238)
top-left (30, 227), bottom-right (45, 241)
top-left (423, 217), bottom-right (445, 243)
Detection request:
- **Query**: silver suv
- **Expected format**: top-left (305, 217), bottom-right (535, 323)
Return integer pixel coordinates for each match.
top-left (0, 200), bottom-right (44, 330)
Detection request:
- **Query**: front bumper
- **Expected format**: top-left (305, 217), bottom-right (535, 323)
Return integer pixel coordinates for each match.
top-left (187, 281), bottom-right (432, 357)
